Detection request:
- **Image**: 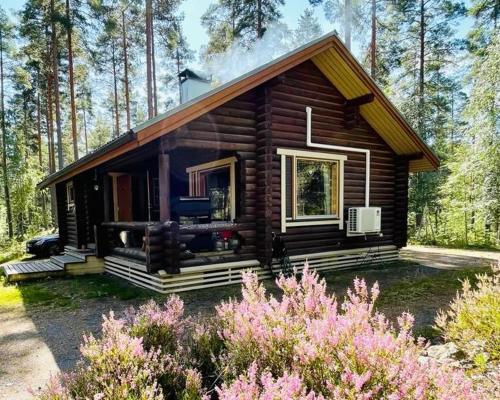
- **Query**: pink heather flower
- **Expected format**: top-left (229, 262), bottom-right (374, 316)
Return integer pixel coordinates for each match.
top-left (216, 266), bottom-right (486, 400)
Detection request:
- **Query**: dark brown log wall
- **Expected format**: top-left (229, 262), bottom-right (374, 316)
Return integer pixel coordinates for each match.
top-left (55, 60), bottom-right (409, 262)
top-left (266, 60), bottom-right (407, 256)
top-left (173, 90), bottom-right (259, 261)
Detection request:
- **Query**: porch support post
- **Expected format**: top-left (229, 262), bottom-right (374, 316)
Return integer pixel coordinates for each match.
top-left (158, 153), bottom-right (171, 221)
top-left (102, 174), bottom-right (111, 222)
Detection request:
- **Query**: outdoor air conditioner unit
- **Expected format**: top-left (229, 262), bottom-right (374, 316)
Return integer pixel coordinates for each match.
top-left (347, 207), bottom-right (381, 235)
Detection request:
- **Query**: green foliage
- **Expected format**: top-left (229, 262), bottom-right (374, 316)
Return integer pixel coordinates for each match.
top-left (436, 263), bottom-right (500, 368)
top-left (0, 240), bottom-right (25, 264)
top-left (201, 0), bottom-right (285, 57)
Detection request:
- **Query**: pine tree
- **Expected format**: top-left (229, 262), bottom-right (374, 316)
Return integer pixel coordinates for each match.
top-left (309, 0), bottom-right (368, 50)
top-left (64, 0), bottom-right (78, 161)
top-left (146, 0), bottom-right (153, 118)
top-left (294, 8), bottom-right (323, 46)
top-left (201, 0), bottom-right (285, 57)
top-left (50, 0), bottom-right (65, 170)
top-left (155, 0), bottom-right (193, 106)
top-left (381, 0), bottom-right (466, 235)
top-left (0, 7), bottom-right (14, 239)
top-left (89, 0), bottom-right (124, 137)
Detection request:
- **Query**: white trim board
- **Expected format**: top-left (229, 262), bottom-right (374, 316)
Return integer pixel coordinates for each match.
top-left (306, 106), bottom-right (370, 207)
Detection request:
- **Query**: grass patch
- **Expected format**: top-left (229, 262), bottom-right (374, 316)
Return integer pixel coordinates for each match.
top-left (376, 266), bottom-right (490, 307)
top-left (0, 274), bottom-right (154, 309)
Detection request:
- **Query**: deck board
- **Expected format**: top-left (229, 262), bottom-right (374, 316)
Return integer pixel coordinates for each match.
top-left (3, 261), bottom-right (64, 282)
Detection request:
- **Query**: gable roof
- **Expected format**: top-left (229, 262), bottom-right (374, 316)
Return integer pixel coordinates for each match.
top-left (39, 32), bottom-right (438, 189)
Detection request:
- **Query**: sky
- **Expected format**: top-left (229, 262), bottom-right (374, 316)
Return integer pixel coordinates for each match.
top-left (1, 0), bottom-right (472, 66)
top-left (2, 0), bottom-right (333, 49)
top-left (1, 0), bottom-right (473, 131)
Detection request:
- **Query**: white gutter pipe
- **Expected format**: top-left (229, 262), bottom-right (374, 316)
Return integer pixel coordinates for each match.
top-left (306, 106), bottom-right (370, 207)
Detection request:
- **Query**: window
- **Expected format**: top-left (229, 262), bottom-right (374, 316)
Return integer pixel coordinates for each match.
top-left (278, 148), bottom-right (346, 232)
top-left (186, 157), bottom-right (236, 221)
top-left (296, 158), bottom-right (338, 217)
top-left (66, 181), bottom-right (75, 211)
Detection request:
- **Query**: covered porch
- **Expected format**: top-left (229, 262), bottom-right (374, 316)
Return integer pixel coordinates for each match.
top-left (86, 136), bottom-right (257, 276)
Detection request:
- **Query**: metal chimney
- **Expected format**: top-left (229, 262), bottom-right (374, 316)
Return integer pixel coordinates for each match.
top-left (178, 69), bottom-right (212, 103)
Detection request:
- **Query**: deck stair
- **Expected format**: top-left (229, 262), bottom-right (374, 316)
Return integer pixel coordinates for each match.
top-left (2, 261), bottom-right (64, 282)
top-left (2, 246), bottom-right (104, 282)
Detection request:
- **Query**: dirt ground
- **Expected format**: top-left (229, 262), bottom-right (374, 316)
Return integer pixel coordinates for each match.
top-left (0, 246), bottom-right (497, 400)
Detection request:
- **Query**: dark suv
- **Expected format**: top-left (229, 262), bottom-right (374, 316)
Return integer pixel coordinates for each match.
top-left (26, 233), bottom-right (60, 257)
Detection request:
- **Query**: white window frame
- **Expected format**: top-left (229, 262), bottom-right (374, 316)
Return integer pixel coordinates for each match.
top-left (278, 148), bottom-right (346, 233)
top-left (186, 156), bottom-right (237, 221)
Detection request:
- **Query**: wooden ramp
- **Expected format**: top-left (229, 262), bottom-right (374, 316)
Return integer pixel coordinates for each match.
top-left (2, 261), bottom-right (64, 282)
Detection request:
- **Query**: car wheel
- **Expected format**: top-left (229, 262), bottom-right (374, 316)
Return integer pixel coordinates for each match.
top-left (48, 244), bottom-right (60, 256)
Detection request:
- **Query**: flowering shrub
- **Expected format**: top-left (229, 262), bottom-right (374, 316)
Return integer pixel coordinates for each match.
top-left (36, 301), bottom-right (208, 400)
top-left (216, 265), bottom-right (485, 399)
top-left (36, 312), bottom-right (166, 400)
top-left (37, 264), bottom-right (488, 400)
top-left (126, 296), bottom-right (189, 354)
top-left (436, 262), bottom-right (500, 368)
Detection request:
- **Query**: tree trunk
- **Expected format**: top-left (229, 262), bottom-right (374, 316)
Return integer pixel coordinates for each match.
top-left (51, 0), bottom-right (64, 170)
top-left (152, 16), bottom-right (158, 116)
top-left (418, 0), bottom-right (425, 139)
top-left (111, 42), bottom-right (120, 137)
top-left (45, 25), bottom-right (58, 226)
top-left (146, 0), bottom-right (153, 119)
top-left (36, 72), bottom-right (43, 167)
top-left (0, 30), bottom-right (13, 239)
top-left (66, 0), bottom-right (78, 161)
top-left (35, 77), bottom-right (47, 227)
top-left (370, 0), bottom-right (376, 78)
top-left (83, 107), bottom-right (88, 154)
top-left (121, 9), bottom-right (131, 130)
top-left (345, 0), bottom-right (352, 50)
top-left (176, 45), bottom-right (182, 103)
top-left (257, 0), bottom-right (263, 38)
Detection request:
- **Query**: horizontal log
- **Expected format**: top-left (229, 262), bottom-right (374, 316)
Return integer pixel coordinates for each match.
top-left (102, 221), bottom-right (161, 230)
top-left (178, 222), bottom-right (254, 234)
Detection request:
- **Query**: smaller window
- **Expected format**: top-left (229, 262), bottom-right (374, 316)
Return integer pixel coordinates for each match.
top-left (66, 182), bottom-right (75, 210)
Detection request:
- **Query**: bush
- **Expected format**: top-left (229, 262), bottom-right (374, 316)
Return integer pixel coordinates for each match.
top-left (36, 312), bottom-right (166, 400)
top-left (36, 301), bottom-right (207, 400)
top-left (37, 265), bottom-right (487, 400)
top-left (216, 266), bottom-right (485, 399)
top-left (436, 262), bottom-right (500, 368)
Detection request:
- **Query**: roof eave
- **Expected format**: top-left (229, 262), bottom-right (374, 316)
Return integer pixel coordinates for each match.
top-left (37, 130), bottom-right (137, 189)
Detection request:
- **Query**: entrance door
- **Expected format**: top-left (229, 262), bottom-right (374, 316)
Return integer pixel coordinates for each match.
top-left (116, 174), bottom-right (133, 221)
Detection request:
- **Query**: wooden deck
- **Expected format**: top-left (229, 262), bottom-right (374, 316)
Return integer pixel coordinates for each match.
top-left (2, 261), bottom-right (64, 282)
top-left (2, 246), bottom-right (105, 282)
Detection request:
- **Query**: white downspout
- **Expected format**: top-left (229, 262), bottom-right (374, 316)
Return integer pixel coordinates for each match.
top-left (306, 106), bottom-right (370, 207)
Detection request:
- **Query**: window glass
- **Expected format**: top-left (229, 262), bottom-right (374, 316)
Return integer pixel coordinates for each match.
top-left (194, 166), bottom-right (231, 221)
top-left (296, 159), bottom-right (337, 217)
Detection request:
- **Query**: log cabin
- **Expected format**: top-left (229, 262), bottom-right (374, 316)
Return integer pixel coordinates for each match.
top-left (37, 33), bottom-right (439, 293)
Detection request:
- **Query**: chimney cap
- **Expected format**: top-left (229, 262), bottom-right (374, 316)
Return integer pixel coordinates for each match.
top-left (178, 68), bottom-right (211, 83)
